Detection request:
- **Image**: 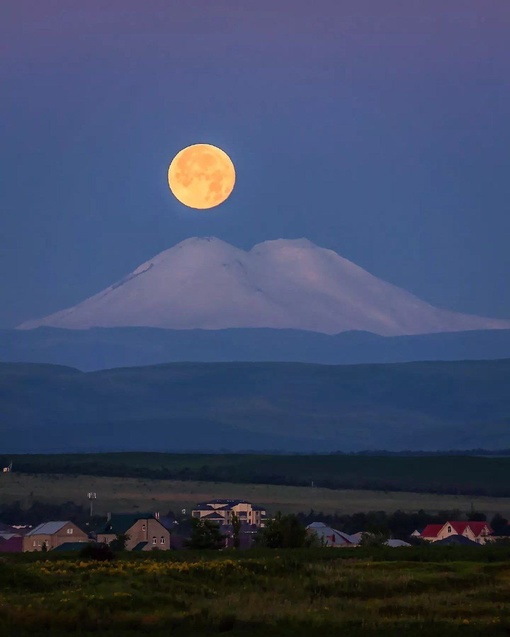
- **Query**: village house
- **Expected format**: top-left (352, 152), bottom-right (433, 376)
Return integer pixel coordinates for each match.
top-left (23, 521), bottom-right (88, 552)
top-left (192, 499), bottom-right (267, 527)
top-left (0, 532), bottom-right (23, 553)
top-left (418, 521), bottom-right (493, 545)
top-left (306, 522), bottom-right (354, 547)
top-left (96, 513), bottom-right (171, 551)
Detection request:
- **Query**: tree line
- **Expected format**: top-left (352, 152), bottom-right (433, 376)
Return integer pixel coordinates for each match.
top-left (5, 454), bottom-right (510, 497)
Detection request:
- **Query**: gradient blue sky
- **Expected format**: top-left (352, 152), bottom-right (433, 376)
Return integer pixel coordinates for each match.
top-left (2, 0), bottom-right (510, 327)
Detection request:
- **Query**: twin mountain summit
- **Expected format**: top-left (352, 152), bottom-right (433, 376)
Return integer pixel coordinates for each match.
top-left (18, 237), bottom-right (510, 334)
top-left (3, 237), bottom-right (510, 453)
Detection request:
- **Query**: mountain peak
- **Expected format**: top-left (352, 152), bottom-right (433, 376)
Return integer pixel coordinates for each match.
top-left (252, 237), bottom-right (316, 250)
top-left (176, 236), bottom-right (232, 247)
top-left (17, 237), bottom-right (510, 336)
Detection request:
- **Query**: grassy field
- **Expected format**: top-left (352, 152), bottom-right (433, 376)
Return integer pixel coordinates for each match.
top-left (3, 473), bottom-right (510, 517)
top-left (2, 549), bottom-right (510, 636)
top-left (6, 452), bottom-right (510, 496)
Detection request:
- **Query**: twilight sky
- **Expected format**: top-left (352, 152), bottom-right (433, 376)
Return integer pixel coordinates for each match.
top-left (2, 0), bottom-right (510, 328)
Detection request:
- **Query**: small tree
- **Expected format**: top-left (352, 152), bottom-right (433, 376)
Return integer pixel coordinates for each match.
top-left (231, 513), bottom-right (241, 550)
top-left (256, 512), bottom-right (311, 548)
top-left (80, 542), bottom-right (114, 561)
top-left (467, 509), bottom-right (487, 522)
top-left (490, 513), bottom-right (508, 534)
top-left (186, 518), bottom-right (225, 550)
top-left (109, 533), bottom-right (129, 552)
top-left (359, 531), bottom-right (388, 547)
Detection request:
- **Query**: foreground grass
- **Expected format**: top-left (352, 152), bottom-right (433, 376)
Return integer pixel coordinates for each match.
top-left (3, 473), bottom-right (510, 517)
top-left (1, 549), bottom-right (510, 636)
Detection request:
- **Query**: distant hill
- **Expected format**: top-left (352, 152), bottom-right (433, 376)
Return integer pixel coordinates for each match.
top-left (1, 359), bottom-right (509, 453)
top-left (2, 327), bottom-right (510, 371)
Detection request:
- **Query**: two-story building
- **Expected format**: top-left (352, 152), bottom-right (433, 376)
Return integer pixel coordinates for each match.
top-left (419, 521), bottom-right (493, 545)
top-left (96, 513), bottom-right (171, 551)
top-left (192, 500), bottom-right (267, 527)
top-left (23, 521), bottom-right (88, 552)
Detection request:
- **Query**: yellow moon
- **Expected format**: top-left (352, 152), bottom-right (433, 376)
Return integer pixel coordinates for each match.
top-left (168, 143), bottom-right (236, 209)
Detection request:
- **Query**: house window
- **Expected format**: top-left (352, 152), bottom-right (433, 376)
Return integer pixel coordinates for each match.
top-left (160, 536), bottom-right (165, 544)
top-left (152, 536), bottom-right (157, 545)
top-left (33, 540), bottom-right (37, 547)
top-left (142, 524), bottom-right (146, 531)
top-left (67, 528), bottom-right (73, 534)
top-left (447, 526), bottom-right (452, 533)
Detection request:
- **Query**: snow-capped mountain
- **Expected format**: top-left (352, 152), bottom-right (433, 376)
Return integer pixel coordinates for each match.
top-left (18, 237), bottom-right (510, 335)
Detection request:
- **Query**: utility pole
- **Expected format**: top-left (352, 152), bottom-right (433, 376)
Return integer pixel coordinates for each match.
top-left (87, 492), bottom-right (97, 517)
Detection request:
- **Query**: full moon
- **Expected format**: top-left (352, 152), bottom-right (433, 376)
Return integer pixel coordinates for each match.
top-left (168, 143), bottom-right (236, 209)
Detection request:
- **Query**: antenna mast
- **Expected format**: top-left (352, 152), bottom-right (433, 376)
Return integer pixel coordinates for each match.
top-left (87, 492), bottom-right (97, 517)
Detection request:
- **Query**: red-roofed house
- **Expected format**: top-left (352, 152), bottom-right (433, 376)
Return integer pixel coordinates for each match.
top-left (420, 521), bottom-right (493, 545)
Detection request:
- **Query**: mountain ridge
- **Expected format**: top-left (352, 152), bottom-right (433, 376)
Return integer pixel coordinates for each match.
top-left (4, 327), bottom-right (510, 371)
top-left (18, 237), bottom-right (510, 335)
top-left (1, 358), bottom-right (510, 453)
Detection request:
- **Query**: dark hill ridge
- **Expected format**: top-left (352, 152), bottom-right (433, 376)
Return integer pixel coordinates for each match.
top-left (2, 327), bottom-right (510, 372)
top-left (1, 359), bottom-right (509, 453)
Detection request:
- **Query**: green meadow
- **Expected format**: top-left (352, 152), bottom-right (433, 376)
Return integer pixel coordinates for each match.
top-left (3, 472), bottom-right (510, 517)
top-left (1, 548), bottom-right (510, 636)
top-left (6, 452), bottom-right (510, 496)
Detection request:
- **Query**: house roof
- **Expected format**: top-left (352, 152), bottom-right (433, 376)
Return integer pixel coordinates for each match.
top-left (434, 535), bottom-right (481, 546)
top-left (452, 521), bottom-right (492, 536)
top-left (420, 524), bottom-right (444, 538)
top-left (195, 499), bottom-right (255, 511)
top-left (348, 532), bottom-right (364, 545)
top-left (385, 539), bottom-right (411, 548)
top-left (133, 542), bottom-right (148, 551)
top-left (421, 521), bottom-right (492, 538)
top-left (306, 523), bottom-right (353, 546)
top-left (0, 533), bottom-right (22, 540)
top-left (158, 516), bottom-right (177, 531)
top-left (53, 542), bottom-right (90, 552)
top-left (201, 512), bottom-right (225, 520)
top-left (25, 521), bottom-right (69, 536)
top-left (103, 513), bottom-right (156, 534)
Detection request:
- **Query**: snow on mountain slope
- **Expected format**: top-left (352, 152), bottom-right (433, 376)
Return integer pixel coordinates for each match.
top-left (18, 237), bottom-right (510, 335)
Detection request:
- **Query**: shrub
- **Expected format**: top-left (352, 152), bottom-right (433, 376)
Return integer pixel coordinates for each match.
top-left (256, 512), bottom-right (311, 549)
top-left (110, 533), bottom-right (130, 552)
top-left (185, 518), bottom-right (225, 550)
top-left (79, 542), bottom-right (114, 561)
